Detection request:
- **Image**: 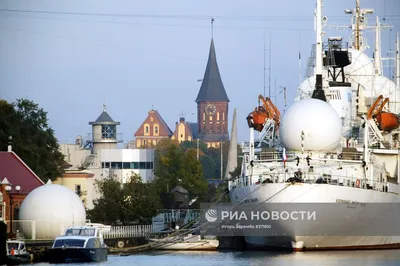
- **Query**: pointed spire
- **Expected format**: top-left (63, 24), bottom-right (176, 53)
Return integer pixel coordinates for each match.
top-left (225, 108), bottom-right (237, 179)
top-left (195, 39), bottom-right (229, 103)
top-left (89, 104), bottom-right (120, 125)
top-left (46, 179), bottom-right (52, 185)
top-left (211, 18), bottom-right (214, 39)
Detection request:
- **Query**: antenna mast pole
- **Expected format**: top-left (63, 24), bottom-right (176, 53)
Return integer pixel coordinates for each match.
top-left (263, 33), bottom-right (266, 97)
top-left (315, 0), bottom-right (322, 76)
top-left (374, 16), bottom-right (382, 75)
top-left (268, 32), bottom-right (272, 98)
top-left (396, 32), bottom-right (400, 88)
top-left (355, 0), bottom-right (360, 50)
top-left (220, 140), bottom-right (223, 179)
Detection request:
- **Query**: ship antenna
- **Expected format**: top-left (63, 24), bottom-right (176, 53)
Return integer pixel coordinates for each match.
top-left (268, 32), bottom-right (272, 98)
top-left (263, 33), bottom-right (266, 98)
top-left (374, 16), bottom-right (382, 76)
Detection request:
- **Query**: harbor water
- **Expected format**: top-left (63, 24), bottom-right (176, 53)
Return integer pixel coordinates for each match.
top-left (32, 250), bottom-right (400, 265)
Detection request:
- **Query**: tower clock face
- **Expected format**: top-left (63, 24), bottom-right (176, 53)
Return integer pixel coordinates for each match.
top-left (205, 103), bottom-right (216, 115)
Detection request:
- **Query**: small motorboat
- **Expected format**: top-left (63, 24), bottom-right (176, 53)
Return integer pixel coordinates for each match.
top-left (6, 239), bottom-right (31, 265)
top-left (46, 225), bottom-right (108, 263)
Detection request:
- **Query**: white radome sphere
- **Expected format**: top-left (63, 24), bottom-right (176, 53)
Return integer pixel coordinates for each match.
top-left (19, 184), bottom-right (86, 239)
top-left (279, 98), bottom-right (342, 151)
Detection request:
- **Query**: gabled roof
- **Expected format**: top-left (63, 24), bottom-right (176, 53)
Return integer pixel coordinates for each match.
top-left (134, 109), bottom-right (173, 137)
top-left (195, 39), bottom-right (230, 103)
top-left (0, 151), bottom-right (44, 194)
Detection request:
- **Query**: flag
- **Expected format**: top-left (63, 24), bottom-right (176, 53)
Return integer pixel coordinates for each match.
top-left (282, 147), bottom-right (287, 168)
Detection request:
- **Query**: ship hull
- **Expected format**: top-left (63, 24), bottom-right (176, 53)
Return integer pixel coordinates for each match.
top-left (229, 183), bottom-right (400, 251)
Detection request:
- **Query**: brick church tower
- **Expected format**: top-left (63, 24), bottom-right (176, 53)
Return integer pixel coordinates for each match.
top-left (195, 39), bottom-right (229, 148)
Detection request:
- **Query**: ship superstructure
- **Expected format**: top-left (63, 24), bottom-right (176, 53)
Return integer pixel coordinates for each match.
top-left (228, 0), bottom-right (400, 250)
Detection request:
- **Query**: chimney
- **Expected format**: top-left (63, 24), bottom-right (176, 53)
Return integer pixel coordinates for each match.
top-left (7, 136), bottom-right (12, 152)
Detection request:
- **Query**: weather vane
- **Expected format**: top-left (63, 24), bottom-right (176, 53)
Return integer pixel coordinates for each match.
top-left (211, 18), bottom-right (214, 38)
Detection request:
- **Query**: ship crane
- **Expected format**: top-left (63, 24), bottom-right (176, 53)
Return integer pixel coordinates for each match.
top-left (246, 95), bottom-right (281, 147)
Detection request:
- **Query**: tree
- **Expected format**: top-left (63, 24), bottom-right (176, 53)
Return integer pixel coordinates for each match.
top-left (153, 140), bottom-right (208, 208)
top-left (87, 173), bottom-right (161, 225)
top-left (0, 98), bottom-right (65, 182)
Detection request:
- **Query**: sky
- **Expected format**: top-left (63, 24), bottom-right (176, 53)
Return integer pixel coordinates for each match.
top-left (0, 0), bottom-right (399, 145)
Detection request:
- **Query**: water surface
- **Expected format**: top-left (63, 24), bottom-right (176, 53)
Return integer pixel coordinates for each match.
top-left (33, 250), bottom-right (400, 266)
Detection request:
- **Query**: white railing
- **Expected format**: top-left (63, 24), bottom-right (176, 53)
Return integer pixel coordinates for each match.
top-left (5, 220), bottom-right (166, 240)
top-left (103, 224), bottom-right (163, 239)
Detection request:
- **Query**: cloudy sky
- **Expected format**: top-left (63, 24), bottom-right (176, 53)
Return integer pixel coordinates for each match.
top-left (0, 0), bottom-right (399, 144)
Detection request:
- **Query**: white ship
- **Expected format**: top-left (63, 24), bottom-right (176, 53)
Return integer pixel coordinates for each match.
top-left (228, 0), bottom-right (400, 250)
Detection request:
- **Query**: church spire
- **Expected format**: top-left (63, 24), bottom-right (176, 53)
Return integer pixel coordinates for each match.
top-left (195, 38), bottom-right (229, 103)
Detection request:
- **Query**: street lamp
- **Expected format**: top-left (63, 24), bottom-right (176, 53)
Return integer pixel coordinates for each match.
top-left (5, 184), bottom-right (20, 235)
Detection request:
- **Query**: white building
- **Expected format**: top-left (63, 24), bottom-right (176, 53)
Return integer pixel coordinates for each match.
top-left (100, 148), bottom-right (154, 183)
top-left (57, 105), bottom-right (155, 209)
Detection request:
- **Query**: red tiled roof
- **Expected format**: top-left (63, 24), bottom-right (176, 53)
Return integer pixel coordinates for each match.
top-left (0, 152), bottom-right (44, 194)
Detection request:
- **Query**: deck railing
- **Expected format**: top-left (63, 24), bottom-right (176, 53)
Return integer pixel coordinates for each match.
top-left (4, 220), bottom-right (163, 240)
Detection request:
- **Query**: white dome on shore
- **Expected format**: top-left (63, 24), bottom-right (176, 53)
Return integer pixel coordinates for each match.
top-left (19, 183), bottom-right (86, 240)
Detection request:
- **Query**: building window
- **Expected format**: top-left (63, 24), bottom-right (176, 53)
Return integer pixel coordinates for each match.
top-left (123, 162), bottom-right (130, 169)
top-left (111, 162), bottom-right (122, 169)
top-left (143, 140), bottom-right (147, 146)
top-left (209, 116), bottom-right (213, 121)
top-left (217, 112), bottom-right (220, 120)
top-left (144, 123), bottom-right (150, 136)
top-left (139, 162), bottom-right (146, 169)
top-left (75, 185), bottom-right (82, 196)
top-left (203, 113), bottom-right (205, 120)
top-left (101, 125), bottom-right (116, 139)
top-left (133, 162), bottom-right (139, 169)
top-left (223, 112), bottom-right (225, 120)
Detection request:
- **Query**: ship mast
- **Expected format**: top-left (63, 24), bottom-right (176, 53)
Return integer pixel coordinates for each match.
top-left (374, 16), bottom-right (382, 76)
top-left (355, 0), bottom-right (360, 50)
top-left (396, 32), bottom-right (400, 88)
top-left (344, 0), bottom-right (374, 51)
top-left (310, 0), bottom-right (326, 102)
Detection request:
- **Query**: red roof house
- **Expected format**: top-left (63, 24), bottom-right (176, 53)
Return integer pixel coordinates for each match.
top-left (0, 150), bottom-right (44, 232)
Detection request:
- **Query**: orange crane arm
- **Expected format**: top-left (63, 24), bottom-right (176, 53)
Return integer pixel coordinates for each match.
top-left (376, 97), bottom-right (389, 114)
top-left (258, 94), bottom-right (281, 123)
top-left (367, 95), bottom-right (383, 120)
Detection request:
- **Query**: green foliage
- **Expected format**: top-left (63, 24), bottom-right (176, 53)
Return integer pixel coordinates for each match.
top-left (0, 98), bottom-right (65, 182)
top-left (87, 173), bottom-right (161, 225)
top-left (154, 139), bottom-right (208, 208)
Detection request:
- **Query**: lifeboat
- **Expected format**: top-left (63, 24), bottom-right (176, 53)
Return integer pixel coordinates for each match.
top-left (247, 108), bottom-right (268, 131)
top-left (246, 95), bottom-right (280, 132)
top-left (373, 112), bottom-right (400, 132)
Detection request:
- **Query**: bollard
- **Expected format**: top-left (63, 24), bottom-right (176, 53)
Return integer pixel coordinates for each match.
top-left (0, 219), bottom-right (7, 265)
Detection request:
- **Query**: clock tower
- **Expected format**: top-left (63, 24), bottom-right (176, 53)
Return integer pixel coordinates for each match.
top-left (195, 38), bottom-right (229, 147)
